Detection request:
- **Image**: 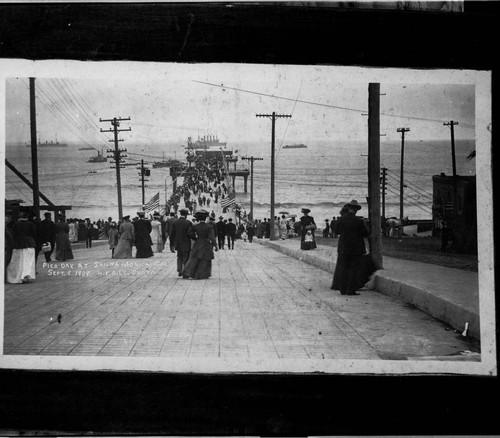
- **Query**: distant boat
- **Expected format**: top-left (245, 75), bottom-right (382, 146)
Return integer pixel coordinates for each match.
top-left (26, 135), bottom-right (67, 148)
top-left (283, 144), bottom-right (307, 149)
top-left (87, 149), bottom-right (107, 163)
top-left (187, 135), bottom-right (227, 150)
top-left (88, 170), bottom-right (97, 174)
top-left (79, 146), bottom-right (95, 151)
top-left (152, 158), bottom-right (183, 168)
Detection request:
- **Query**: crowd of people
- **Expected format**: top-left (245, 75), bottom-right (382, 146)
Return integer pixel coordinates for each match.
top-left (4, 210), bottom-right (77, 284)
top-left (165, 155), bottom-right (230, 215)
top-left (4, 144), bottom-right (377, 293)
top-left (4, 198), bottom-right (377, 296)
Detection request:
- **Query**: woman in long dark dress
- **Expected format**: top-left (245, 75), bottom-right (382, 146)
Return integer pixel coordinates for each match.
top-left (54, 217), bottom-right (74, 262)
top-left (182, 210), bottom-right (217, 280)
top-left (331, 205), bottom-right (349, 289)
top-left (299, 208), bottom-right (317, 250)
top-left (331, 200), bottom-right (375, 295)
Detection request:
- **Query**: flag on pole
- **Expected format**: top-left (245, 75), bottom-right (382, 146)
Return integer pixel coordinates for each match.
top-left (144, 192), bottom-right (160, 213)
top-left (220, 192), bottom-right (236, 209)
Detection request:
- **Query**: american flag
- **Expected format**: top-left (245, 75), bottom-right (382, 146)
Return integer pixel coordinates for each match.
top-left (220, 192), bottom-right (236, 209)
top-left (144, 192), bottom-right (160, 213)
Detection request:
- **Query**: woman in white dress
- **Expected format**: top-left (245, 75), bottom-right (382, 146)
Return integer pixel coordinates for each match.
top-left (150, 213), bottom-right (164, 253)
top-left (68, 219), bottom-right (78, 243)
top-left (279, 215), bottom-right (288, 240)
top-left (6, 210), bottom-right (37, 284)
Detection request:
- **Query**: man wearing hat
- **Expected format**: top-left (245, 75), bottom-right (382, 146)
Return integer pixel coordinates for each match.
top-left (133, 211), bottom-right (153, 258)
top-left (39, 212), bottom-right (56, 262)
top-left (84, 217), bottom-right (93, 249)
top-left (169, 208), bottom-right (193, 276)
top-left (208, 215), bottom-right (218, 241)
top-left (226, 218), bottom-right (237, 250)
top-left (216, 216), bottom-right (226, 250)
top-left (334, 199), bottom-right (368, 295)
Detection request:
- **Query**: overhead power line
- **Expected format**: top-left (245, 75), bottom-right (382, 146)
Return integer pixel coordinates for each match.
top-left (193, 80), bottom-right (476, 128)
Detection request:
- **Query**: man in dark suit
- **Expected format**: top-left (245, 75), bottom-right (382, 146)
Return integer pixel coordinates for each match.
top-left (166, 212), bottom-right (177, 252)
top-left (216, 216), bottom-right (226, 250)
top-left (39, 212), bottom-right (56, 262)
top-left (169, 208), bottom-right (193, 276)
top-left (208, 216), bottom-right (218, 242)
top-left (133, 211), bottom-right (153, 258)
top-left (226, 218), bottom-right (237, 250)
top-left (335, 199), bottom-right (368, 296)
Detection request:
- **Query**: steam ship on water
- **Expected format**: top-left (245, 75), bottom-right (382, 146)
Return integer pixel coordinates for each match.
top-left (188, 135), bottom-right (227, 150)
top-left (26, 135), bottom-right (68, 148)
top-left (283, 144), bottom-right (307, 149)
top-left (87, 149), bottom-right (107, 163)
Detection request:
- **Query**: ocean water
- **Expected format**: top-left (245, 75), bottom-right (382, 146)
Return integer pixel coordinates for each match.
top-left (4, 139), bottom-right (476, 222)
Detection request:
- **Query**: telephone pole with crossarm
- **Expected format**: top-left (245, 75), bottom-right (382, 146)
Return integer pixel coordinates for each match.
top-left (100, 117), bottom-right (131, 222)
top-left (256, 112), bottom-right (292, 240)
top-left (241, 155), bottom-right (264, 222)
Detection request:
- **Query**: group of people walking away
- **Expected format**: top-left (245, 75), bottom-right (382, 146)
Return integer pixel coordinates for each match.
top-left (110, 211), bottom-right (164, 260)
top-left (5, 210), bottom-right (75, 285)
top-left (5, 197), bottom-right (377, 293)
top-left (169, 208), bottom-right (217, 280)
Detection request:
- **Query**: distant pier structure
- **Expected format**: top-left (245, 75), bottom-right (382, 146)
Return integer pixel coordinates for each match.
top-left (169, 136), bottom-right (249, 193)
top-left (226, 155), bottom-right (249, 193)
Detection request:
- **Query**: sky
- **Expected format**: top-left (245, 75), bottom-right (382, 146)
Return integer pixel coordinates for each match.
top-left (4, 62), bottom-right (477, 148)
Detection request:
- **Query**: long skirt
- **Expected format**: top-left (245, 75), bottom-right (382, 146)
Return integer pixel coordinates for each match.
top-left (182, 257), bottom-right (212, 279)
top-left (136, 242), bottom-right (154, 258)
top-left (114, 239), bottom-right (133, 259)
top-left (55, 242), bottom-right (74, 262)
top-left (331, 254), bottom-right (377, 292)
top-left (152, 240), bottom-right (164, 253)
top-left (6, 248), bottom-right (36, 284)
top-left (300, 235), bottom-right (317, 250)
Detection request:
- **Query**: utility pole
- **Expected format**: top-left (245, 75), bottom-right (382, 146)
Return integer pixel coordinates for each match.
top-left (29, 78), bottom-right (40, 219)
top-left (256, 112), bottom-right (292, 240)
top-left (100, 117), bottom-right (131, 221)
top-left (368, 83), bottom-right (382, 269)
top-left (241, 155), bottom-right (264, 222)
top-left (444, 120), bottom-right (459, 248)
top-left (138, 159), bottom-right (150, 207)
top-left (444, 121), bottom-right (459, 178)
top-left (380, 167), bottom-right (387, 219)
top-left (397, 127), bottom-right (410, 223)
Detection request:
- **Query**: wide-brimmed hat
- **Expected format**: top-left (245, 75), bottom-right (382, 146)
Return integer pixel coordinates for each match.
top-left (219, 215), bottom-right (224, 219)
top-left (137, 211), bottom-right (145, 217)
top-left (346, 199), bottom-right (362, 210)
top-left (179, 208), bottom-right (189, 215)
top-left (301, 208), bottom-right (311, 214)
top-left (123, 215), bottom-right (130, 220)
